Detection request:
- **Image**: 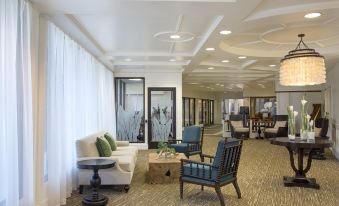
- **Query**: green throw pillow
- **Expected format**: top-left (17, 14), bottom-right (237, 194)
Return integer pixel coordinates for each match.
top-left (104, 132), bottom-right (117, 151)
top-left (96, 137), bottom-right (112, 157)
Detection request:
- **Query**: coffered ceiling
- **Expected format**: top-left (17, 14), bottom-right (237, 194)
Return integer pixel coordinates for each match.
top-left (32, 0), bottom-right (339, 92)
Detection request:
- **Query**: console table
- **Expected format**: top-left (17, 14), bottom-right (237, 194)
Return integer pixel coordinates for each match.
top-left (77, 159), bottom-right (116, 206)
top-left (270, 137), bottom-right (332, 189)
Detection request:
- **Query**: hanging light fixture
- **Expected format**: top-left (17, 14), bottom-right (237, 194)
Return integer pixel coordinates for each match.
top-left (280, 34), bottom-right (326, 86)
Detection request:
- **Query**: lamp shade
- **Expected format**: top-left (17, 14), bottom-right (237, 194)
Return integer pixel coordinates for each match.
top-left (280, 34), bottom-right (326, 86)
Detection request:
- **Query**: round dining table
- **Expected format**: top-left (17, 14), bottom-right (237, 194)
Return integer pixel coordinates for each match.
top-left (270, 137), bottom-right (332, 189)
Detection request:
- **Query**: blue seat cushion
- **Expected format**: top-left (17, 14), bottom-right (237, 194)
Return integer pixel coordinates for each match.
top-left (182, 164), bottom-right (234, 184)
top-left (170, 143), bottom-right (201, 154)
top-left (170, 143), bottom-right (188, 153)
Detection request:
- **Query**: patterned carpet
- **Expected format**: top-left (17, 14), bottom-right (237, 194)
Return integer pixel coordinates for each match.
top-left (66, 136), bottom-right (339, 206)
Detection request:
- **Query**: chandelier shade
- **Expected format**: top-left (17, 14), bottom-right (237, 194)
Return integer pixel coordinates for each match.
top-left (280, 34), bottom-right (326, 86)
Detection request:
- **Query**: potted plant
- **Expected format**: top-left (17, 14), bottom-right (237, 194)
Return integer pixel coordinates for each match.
top-left (300, 98), bottom-right (308, 140)
top-left (157, 141), bottom-right (176, 159)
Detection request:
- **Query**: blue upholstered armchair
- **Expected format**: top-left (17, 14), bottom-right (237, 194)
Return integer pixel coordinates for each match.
top-left (169, 126), bottom-right (204, 160)
top-left (180, 138), bottom-right (243, 206)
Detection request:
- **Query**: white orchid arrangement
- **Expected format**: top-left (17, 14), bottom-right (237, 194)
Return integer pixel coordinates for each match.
top-left (300, 97), bottom-right (309, 133)
top-left (287, 106), bottom-right (297, 136)
top-left (300, 97), bottom-right (320, 133)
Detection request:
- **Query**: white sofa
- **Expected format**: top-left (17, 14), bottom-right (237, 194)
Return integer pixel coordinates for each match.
top-left (76, 131), bottom-right (138, 192)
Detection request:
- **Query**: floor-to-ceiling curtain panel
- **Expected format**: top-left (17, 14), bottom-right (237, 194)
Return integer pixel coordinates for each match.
top-left (0, 0), bottom-right (34, 205)
top-left (41, 21), bottom-right (114, 205)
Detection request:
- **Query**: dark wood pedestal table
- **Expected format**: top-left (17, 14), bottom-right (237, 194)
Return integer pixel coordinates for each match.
top-left (270, 137), bottom-right (332, 189)
top-left (77, 159), bottom-right (116, 206)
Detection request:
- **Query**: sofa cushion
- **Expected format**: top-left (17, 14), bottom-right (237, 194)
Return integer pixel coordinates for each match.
top-left (234, 127), bottom-right (249, 132)
top-left (315, 127), bottom-right (321, 137)
top-left (116, 146), bottom-right (138, 155)
top-left (231, 121), bottom-right (243, 128)
top-left (265, 128), bottom-right (278, 133)
top-left (274, 121), bottom-right (286, 129)
top-left (96, 137), bottom-right (112, 157)
top-left (76, 135), bottom-right (101, 158)
top-left (104, 132), bottom-right (117, 151)
top-left (114, 155), bottom-right (135, 172)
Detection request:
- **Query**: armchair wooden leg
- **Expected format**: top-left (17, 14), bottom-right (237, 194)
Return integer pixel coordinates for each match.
top-left (215, 185), bottom-right (225, 206)
top-left (200, 153), bottom-right (204, 162)
top-left (232, 180), bottom-right (241, 199)
top-left (79, 185), bottom-right (84, 194)
top-left (180, 180), bottom-right (184, 199)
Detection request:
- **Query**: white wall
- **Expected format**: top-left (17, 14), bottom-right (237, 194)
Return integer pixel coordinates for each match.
top-left (327, 64), bottom-right (339, 159)
top-left (115, 69), bottom-right (183, 149)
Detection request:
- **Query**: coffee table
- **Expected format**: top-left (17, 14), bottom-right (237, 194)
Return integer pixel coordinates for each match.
top-left (148, 153), bottom-right (186, 184)
top-left (77, 159), bottom-right (115, 206)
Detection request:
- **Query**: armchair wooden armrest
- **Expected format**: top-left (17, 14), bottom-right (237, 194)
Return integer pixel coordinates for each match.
top-left (201, 153), bottom-right (215, 163)
top-left (168, 139), bottom-right (182, 144)
top-left (181, 158), bottom-right (213, 167)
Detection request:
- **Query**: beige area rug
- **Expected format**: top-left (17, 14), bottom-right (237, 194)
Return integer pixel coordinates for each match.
top-left (66, 137), bottom-right (339, 206)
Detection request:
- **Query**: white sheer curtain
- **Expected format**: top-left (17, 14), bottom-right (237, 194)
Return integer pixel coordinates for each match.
top-left (40, 21), bottom-right (114, 205)
top-left (0, 0), bottom-right (34, 205)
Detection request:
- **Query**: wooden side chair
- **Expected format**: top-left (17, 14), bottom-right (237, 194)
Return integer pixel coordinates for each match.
top-left (179, 138), bottom-right (243, 206)
top-left (169, 125), bottom-right (204, 161)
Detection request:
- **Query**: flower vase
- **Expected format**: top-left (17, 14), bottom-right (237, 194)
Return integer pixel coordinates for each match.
top-left (288, 119), bottom-right (296, 140)
top-left (300, 130), bottom-right (308, 141)
top-left (307, 131), bottom-right (315, 142)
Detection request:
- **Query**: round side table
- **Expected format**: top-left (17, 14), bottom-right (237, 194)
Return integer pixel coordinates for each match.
top-left (77, 159), bottom-right (115, 206)
top-left (270, 137), bottom-right (332, 189)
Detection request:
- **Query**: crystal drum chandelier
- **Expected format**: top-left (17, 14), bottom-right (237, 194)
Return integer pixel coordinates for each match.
top-left (280, 34), bottom-right (326, 86)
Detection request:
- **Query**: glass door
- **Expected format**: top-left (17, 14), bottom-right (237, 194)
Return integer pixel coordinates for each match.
top-left (209, 100), bottom-right (214, 125)
top-left (148, 87), bottom-right (176, 149)
top-left (189, 98), bottom-right (195, 125)
top-left (183, 98), bottom-right (190, 127)
top-left (115, 78), bottom-right (145, 143)
top-left (182, 97), bottom-right (196, 127)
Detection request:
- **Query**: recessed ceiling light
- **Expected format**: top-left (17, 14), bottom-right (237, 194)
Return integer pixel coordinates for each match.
top-left (190, 83), bottom-right (198, 85)
top-left (219, 30), bottom-right (232, 35)
top-left (220, 84), bottom-right (224, 86)
top-left (124, 58), bottom-right (132, 61)
top-left (221, 60), bottom-right (230, 63)
top-left (269, 64), bottom-right (276, 67)
top-left (169, 59), bottom-right (176, 62)
top-left (238, 56), bottom-right (247, 59)
top-left (304, 12), bottom-right (321, 19)
top-left (205, 47), bottom-right (215, 51)
top-left (170, 34), bottom-right (181, 39)
top-left (207, 67), bottom-right (215, 70)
